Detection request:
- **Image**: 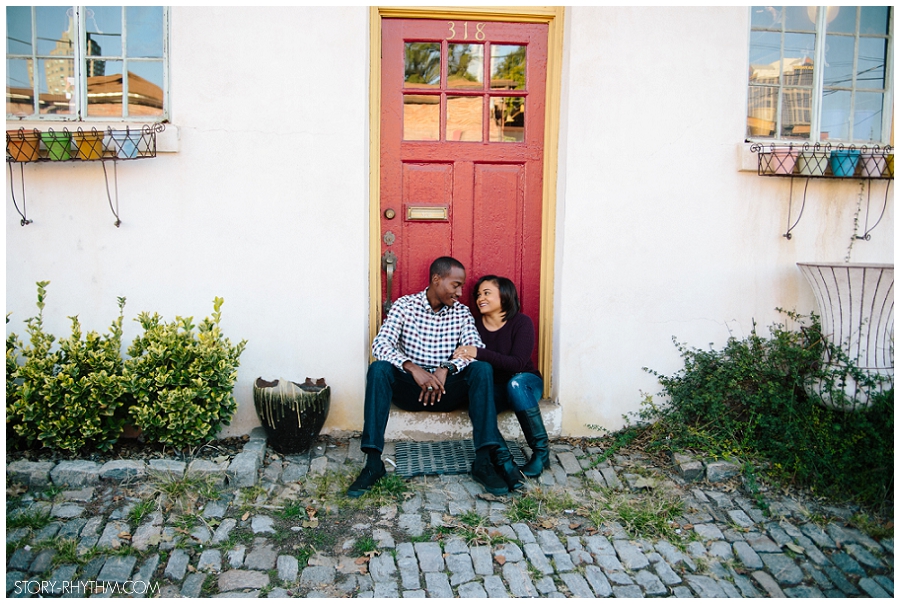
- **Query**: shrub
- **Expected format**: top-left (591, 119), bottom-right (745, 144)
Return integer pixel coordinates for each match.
top-left (7, 314), bottom-right (23, 449)
top-left (125, 297), bottom-right (247, 450)
top-left (7, 282), bottom-right (129, 453)
top-left (640, 310), bottom-right (893, 510)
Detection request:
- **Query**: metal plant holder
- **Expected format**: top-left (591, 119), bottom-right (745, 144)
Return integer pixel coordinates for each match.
top-left (798, 262), bottom-right (894, 411)
top-left (750, 143), bottom-right (893, 241)
top-left (6, 124), bottom-right (164, 227)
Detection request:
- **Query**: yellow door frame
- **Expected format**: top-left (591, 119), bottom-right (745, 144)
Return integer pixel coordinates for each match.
top-left (368, 6), bottom-right (565, 396)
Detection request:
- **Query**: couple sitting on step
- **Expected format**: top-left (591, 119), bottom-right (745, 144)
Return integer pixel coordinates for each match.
top-left (347, 256), bottom-right (549, 498)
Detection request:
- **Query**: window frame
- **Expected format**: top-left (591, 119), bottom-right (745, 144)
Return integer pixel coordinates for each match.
top-left (6, 5), bottom-right (170, 122)
top-left (746, 6), bottom-right (893, 145)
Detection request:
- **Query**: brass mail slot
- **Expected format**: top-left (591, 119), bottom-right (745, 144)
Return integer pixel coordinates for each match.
top-left (406, 206), bottom-right (449, 221)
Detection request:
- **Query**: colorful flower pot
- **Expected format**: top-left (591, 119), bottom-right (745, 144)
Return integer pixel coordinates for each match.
top-left (73, 130), bottom-right (105, 160)
top-left (106, 130), bottom-right (144, 159)
top-left (6, 130), bottom-right (40, 162)
top-left (797, 150), bottom-right (828, 176)
top-left (40, 131), bottom-right (72, 161)
top-left (763, 149), bottom-right (797, 174)
top-left (829, 149), bottom-right (860, 177)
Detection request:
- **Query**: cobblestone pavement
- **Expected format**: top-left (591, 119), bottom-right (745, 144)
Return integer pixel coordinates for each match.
top-left (6, 430), bottom-right (894, 598)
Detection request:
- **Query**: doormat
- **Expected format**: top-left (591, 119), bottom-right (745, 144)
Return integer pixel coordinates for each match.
top-left (394, 439), bottom-right (527, 478)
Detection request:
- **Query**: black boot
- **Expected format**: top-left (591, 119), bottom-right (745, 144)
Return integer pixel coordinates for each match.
top-left (471, 447), bottom-right (509, 495)
top-left (491, 440), bottom-right (524, 491)
top-left (516, 407), bottom-right (549, 478)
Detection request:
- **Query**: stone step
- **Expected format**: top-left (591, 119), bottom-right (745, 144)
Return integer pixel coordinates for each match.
top-left (383, 399), bottom-right (561, 442)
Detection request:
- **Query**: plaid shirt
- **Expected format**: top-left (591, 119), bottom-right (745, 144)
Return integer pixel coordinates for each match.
top-left (373, 290), bottom-right (484, 373)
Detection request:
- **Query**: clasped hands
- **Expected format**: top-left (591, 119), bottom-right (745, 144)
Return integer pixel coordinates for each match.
top-left (404, 345), bottom-right (477, 407)
top-left (403, 361), bottom-right (448, 407)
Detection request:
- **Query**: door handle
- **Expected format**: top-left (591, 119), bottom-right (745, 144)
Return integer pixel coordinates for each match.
top-left (382, 250), bottom-right (397, 315)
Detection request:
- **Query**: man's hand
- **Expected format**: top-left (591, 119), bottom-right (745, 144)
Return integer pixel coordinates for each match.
top-left (404, 362), bottom-right (447, 406)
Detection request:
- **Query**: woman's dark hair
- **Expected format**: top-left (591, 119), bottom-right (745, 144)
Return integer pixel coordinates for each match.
top-left (473, 275), bottom-right (520, 321)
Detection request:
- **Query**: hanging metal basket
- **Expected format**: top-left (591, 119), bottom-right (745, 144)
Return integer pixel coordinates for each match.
top-left (253, 377), bottom-right (330, 454)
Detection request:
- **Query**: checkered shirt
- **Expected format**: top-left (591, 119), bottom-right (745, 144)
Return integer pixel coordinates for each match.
top-left (373, 289), bottom-right (484, 373)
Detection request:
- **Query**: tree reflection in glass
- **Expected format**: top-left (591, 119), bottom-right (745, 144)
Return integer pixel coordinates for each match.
top-left (404, 42), bottom-right (440, 87)
top-left (448, 43), bottom-right (483, 88)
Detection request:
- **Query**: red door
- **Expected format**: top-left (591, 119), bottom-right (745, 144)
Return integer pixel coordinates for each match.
top-left (380, 18), bottom-right (547, 366)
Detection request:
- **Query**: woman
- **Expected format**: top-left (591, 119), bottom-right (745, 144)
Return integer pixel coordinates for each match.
top-left (453, 275), bottom-right (549, 477)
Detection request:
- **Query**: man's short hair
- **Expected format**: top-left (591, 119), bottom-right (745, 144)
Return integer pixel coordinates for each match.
top-left (429, 256), bottom-right (465, 280)
top-left (473, 275), bottom-right (520, 321)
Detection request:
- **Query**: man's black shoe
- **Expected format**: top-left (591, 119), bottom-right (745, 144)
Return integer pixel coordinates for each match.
top-left (347, 462), bottom-right (386, 498)
top-left (471, 456), bottom-right (509, 495)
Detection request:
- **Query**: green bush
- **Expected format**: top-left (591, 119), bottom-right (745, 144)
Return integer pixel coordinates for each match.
top-left (125, 297), bottom-right (247, 450)
top-left (639, 310), bottom-right (893, 510)
top-left (6, 282), bottom-right (129, 453)
top-left (7, 314), bottom-right (24, 449)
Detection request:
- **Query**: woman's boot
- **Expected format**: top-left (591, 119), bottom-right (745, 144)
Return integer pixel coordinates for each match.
top-left (491, 440), bottom-right (524, 491)
top-left (515, 407), bottom-right (549, 477)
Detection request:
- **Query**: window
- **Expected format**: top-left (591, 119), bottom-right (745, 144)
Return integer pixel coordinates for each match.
top-left (747, 6), bottom-right (892, 144)
top-left (7, 6), bottom-right (168, 121)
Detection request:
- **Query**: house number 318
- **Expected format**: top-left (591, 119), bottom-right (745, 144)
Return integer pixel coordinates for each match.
top-left (447, 22), bottom-right (486, 41)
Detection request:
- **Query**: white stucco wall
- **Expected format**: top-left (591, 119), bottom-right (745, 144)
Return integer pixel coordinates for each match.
top-left (6, 7), bottom-right (372, 437)
top-left (6, 7), bottom-right (893, 440)
top-left (555, 6), bottom-right (893, 435)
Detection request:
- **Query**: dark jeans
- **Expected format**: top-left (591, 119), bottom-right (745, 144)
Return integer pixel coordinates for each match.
top-left (361, 360), bottom-right (503, 454)
top-left (494, 372), bottom-right (544, 412)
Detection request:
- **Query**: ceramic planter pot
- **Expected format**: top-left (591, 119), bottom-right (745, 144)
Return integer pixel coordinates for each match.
top-left (106, 130), bottom-right (147, 159)
top-left (73, 130), bottom-right (105, 160)
top-left (6, 130), bottom-right (40, 162)
top-left (797, 150), bottom-right (828, 176)
top-left (829, 149), bottom-right (861, 177)
top-left (763, 149), bottom-right (797, 174)
top-left (859, 153), bottom-right (886, 178)
top-left (41, 131), bottom-right (72, 161)
top-left (253, 377), bottom-right (330, 454)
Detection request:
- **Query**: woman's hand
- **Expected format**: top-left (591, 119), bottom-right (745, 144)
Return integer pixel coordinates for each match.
top-left (452, 345), bottom-right (478, 361)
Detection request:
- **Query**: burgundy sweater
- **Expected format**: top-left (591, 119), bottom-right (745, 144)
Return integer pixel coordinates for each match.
top-left (475, 312), bottom-right (541, 384)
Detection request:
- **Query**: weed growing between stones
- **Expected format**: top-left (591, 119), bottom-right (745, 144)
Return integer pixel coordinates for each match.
top-left (238, 485), bottom-right (268, 508)
top-left (276, 500), bottom-right (306, 520)
top-left (7, 506), bottom-right (52, 530)
top-left (127, 497), bottom-right (158, 525)
top-left (506, 495), bottom-right (540, 523)
top-left (352, 535), bottom-right (377, 557)
top-left (587, 487), bottom-right (686, 545)
top-left (850, 512), bottom-right (893, 540)
top-left (149, 472), bottom-right (218, 515)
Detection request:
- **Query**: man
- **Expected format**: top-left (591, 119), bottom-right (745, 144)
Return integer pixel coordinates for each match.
top-left (347, 256), bottom-right (521, 498)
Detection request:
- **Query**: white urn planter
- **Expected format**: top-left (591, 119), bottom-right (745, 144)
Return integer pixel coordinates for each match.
top-left (797, 262), bottom-right (894, 410)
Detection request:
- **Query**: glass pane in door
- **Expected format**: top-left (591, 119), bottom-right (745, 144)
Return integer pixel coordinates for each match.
top-left (448, 43), bottom-right (483, 89)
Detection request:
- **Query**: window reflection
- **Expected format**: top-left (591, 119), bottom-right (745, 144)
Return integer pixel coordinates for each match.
top-left (489, 97), bottom-right (525, 142)
top-left (491, 45), bottom-right (526, 90)
top-left (448, 43), bottom-right (483, 89)
top-left (403, 94), bottom-right (440, 141)
top-left (447, 96), bottom-right (482, 141)
top-left (405, 42), bottom-right (440, 87)
top-left (860, 7), bottom-right (890, 35)
top-left (748, 31), bottom-right (814, 139)
top-left (7, 5), bottom-right (166, 119)
top-left (857, 38), bottom-right (886, 89)
top-left (126, 6), bottom-right (163, 58)
top-left (854, 92), bottom-right (883, 142)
